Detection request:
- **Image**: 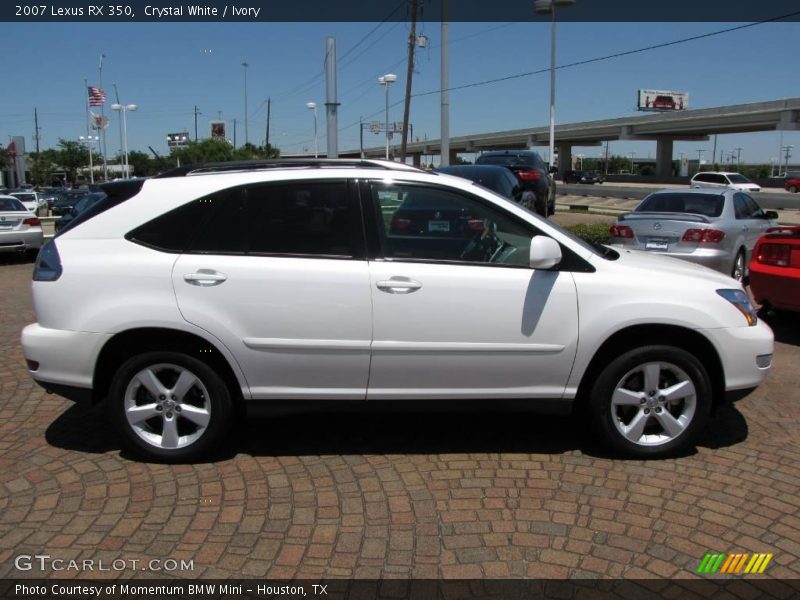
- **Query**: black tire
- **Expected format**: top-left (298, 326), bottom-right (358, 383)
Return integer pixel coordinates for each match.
top-left (789, 185), bottom-right (798, 194)
top-left (108, 351), bottom-right (233, 462)
top-left (731, 248), bottom-right (746, 283)
top-left (589, 345), bottom-right (712, 458)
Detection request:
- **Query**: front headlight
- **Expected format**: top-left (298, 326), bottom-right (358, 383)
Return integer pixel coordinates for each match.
top-left (716, 289), bottom-right (757, 326)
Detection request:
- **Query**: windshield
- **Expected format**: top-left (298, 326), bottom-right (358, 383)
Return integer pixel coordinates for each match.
top-left (727, 174), bottom-right (750, 184)
top-left (479, 155), bottom-right (538, 168)
top-left (636, 193), bottom-right (725, 217)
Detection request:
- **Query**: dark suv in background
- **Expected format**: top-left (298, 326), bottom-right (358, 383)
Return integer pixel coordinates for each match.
top-left (475, 150), bottom-right (556, 217)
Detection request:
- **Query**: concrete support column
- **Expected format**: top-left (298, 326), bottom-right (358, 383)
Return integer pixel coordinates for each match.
top-left (556, 144), bottom-right (572, 177)
top-left (656, 138), bottom-right (674, 177)
top-left (447, 149), bottom-right (458, 165)
top-left (411, 153), bottom-right (421, 167)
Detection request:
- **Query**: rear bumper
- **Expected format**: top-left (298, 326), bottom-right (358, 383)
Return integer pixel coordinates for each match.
top-left (0, 229), bottom-right (43, 253)
top-left (750, 267), bottom-right (800, 312)
top-left (613, 246), bottom-right (732, 275)
top-left (21, 323), bottom-right (111, 393)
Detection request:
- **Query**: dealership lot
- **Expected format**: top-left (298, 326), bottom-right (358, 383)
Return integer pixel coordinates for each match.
top-left (1, 244), bottom-right (799, 579)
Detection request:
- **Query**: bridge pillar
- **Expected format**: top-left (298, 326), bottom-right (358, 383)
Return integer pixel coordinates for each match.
top-left (557, 144), bottom-right (572, 177)
top-left (412, 153), bottom-right (422, 167)
top-left (656, 138), bottom-right (674, 177)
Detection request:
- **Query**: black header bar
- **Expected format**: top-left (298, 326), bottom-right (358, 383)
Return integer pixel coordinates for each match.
top-left (3, 1), bottom-right (800, 22)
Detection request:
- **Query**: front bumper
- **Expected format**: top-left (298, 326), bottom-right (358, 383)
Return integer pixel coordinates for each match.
top-left (699, 320), bottom-right (774, 391)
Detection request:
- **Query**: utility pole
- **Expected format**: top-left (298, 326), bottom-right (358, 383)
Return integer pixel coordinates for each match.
top-left (325, 37), bottom-right (340, 158)
top-left (265, 97), bottom-right (271, 150)
top-left (34, 108), bottom-right (41, 154)
top-left (440, 0), bottom-right (450, 166)
top-left (233, 119), bottom-right (237, 149)
top-left (604, 140), bottom-right (609, 175)
top-left (113, 83), bottom-right (123, 176)
top-left (193, 105), bottom-right (201, 141)
top-left (359, 117), bottom-right (364, 159)
top-left (400, 0), bottom-right (419, 162)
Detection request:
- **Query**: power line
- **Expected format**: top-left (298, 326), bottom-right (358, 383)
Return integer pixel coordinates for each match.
top-left (336, 11), bottom-right (800, 138)
top-left (411, 12), bottom-right (800, 99)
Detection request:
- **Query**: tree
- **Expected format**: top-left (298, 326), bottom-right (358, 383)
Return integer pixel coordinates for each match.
top-left (56, 139), bottom-right (87, 185)
top-left (28, 151), bottom-right (58, 187)
top-left (0, 147), bottom-right (10, 170)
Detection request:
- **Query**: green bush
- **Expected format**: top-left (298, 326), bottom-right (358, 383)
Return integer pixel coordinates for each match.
top-left (566, 222), bottom-right (612, 245)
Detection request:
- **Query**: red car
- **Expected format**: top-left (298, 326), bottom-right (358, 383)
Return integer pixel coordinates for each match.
top-left (749, 226), bottom-right (800, 313)
top-left (784, 177), bottom-right (800, 193)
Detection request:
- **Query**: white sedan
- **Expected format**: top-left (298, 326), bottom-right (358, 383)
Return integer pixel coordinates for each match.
top-left (0, 195), bottom-right (44, 257)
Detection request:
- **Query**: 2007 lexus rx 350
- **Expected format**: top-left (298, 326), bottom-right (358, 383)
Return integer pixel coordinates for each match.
top-left (21, 159), bottom-right (773, 461)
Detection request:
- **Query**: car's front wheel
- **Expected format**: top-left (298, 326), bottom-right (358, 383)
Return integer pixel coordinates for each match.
top-left (789, 185), bottom-right (798, 193)
top-left (589, 346), bottom-right (712, 458)
top-left (732, 249), bottom-right (746, 282)
top-left (109, 352), bottom-right (233, 461)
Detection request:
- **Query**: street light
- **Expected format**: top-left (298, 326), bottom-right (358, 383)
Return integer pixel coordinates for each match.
top-left (306, 102), bottom-right (318, 158)
top-left (378, 73), bottom-right (397, 160)
top-left (79, 135), bottom-right (99, 184)
top-left (734, 146), bottom-right (743, 168)
top-left (111, 102), bottom-right (137, 179)
top-left (534, 0), bottom-right (576, 172)
top-left (781, 145), bottom-right (793, 177)
top-left (242, 62), bottom-right (249, 146)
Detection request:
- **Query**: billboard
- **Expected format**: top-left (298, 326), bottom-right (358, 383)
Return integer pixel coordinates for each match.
top-left (210, 121), bottom-right (226, 139)
top-left (637, 89), bottom-right (688, 112)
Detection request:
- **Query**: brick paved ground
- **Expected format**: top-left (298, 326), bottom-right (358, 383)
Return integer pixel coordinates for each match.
top-left (0, 249), bottom-right (799, 580)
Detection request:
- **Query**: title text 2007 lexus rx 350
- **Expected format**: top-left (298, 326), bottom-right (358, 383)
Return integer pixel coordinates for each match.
top-left (21, 159), bottom-right (773, 461)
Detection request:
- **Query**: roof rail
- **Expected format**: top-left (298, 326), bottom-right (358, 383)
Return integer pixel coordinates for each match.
top-left (153, 158), bottom-right (425, 178)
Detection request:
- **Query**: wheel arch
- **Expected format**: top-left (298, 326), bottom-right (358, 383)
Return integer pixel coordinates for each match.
top-left (576, 324), bottom-right (725, 411)
top-left (92, 327), bottom-right (245, 407)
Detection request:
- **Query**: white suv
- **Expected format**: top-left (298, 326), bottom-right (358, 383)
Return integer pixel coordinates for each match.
top-left (21, 159), bottom-right (774, 461)
top-left (691, 171), bottom-right (761, 193)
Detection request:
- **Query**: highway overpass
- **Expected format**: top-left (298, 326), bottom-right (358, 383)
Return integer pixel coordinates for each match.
top-left (338, 97), bottom-right (800, 177)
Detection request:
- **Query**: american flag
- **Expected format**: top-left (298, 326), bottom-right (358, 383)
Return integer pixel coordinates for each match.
top-left (87, 86), bottom-right (106, 107)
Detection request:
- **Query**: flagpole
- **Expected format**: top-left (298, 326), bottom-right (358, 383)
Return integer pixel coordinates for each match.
top-left (99, 53), bottom-right (108, 181)
top-left (84, 78), bottom-right (91, 188)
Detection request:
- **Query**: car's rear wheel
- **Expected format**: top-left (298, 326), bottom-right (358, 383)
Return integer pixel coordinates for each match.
top-left (789, 185), bottom-right (798, 193)
top-left (732, 249), bottom-right (746, 282)
top-left (589, 346), bottom-right (712, 458)
top-left (109, 352), bottom-right (233, 461)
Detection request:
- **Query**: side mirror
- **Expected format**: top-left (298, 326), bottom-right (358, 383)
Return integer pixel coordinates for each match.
top-left (548, 166), bottom-right (558, 174)
top-left (529, 236), bottom-right (562, 270)
top-left (764, 210), bottom-right (779, 220)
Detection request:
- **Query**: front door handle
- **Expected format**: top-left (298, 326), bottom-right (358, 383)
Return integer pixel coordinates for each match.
top-left (184, 269), bottom-right (228, 286)
top-left (376, 277), bottom-right (422, 294)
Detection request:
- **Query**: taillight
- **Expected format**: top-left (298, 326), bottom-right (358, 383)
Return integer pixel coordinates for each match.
top-left (33, 240), bottom-right (62, 282)
top-left (466, 219), bottom-right (485, 232)
top-left (682, 229), bottom-right (725, 243)
top-left (23, 217), bottom-right (41, 226)
top-left (390, 215), bottom-right (411, 231)
top-left (516, 169), bottom-right (542, 181)
top-left (756, 243), bottom-right (791, 267)
top-left (609, 225), bottom-right (633, 239)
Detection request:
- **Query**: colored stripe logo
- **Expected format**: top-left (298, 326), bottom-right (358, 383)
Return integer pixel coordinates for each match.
top-left (697, 552), bottom-right (773, 574)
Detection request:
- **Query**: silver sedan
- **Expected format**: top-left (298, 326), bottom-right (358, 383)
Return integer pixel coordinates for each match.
top-left (0, 195), bottom-right (44, 257)
top-left (608, 188), bottom-right (778, 281)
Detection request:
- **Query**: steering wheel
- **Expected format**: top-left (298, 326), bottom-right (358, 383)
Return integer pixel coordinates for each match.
top-left (460, 220), bottom-right (503, 262)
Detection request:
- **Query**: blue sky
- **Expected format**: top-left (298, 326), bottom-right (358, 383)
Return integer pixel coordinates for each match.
top-left (2, 19), bottom-right (798, 166)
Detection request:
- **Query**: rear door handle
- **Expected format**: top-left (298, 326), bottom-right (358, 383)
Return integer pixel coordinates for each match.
top-left (376, 278), bottom-right (422, 294)
top-left (184, 270), bottom-right (228, 286)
